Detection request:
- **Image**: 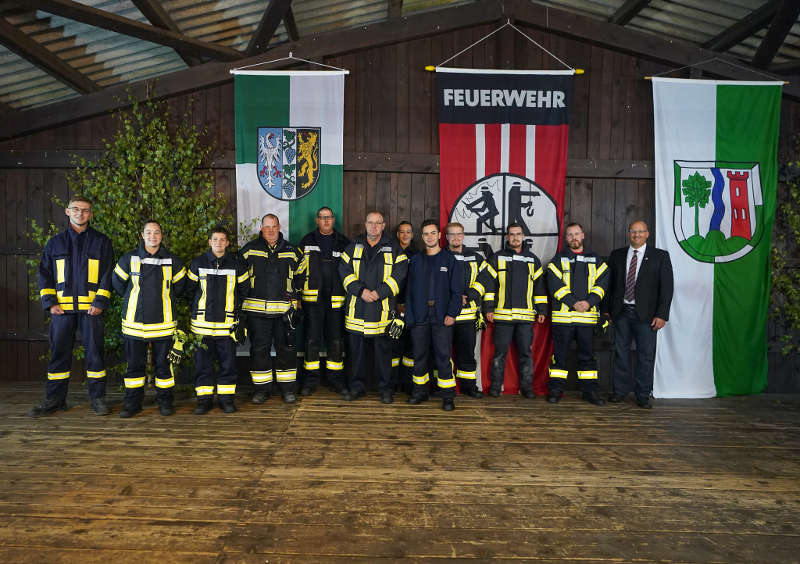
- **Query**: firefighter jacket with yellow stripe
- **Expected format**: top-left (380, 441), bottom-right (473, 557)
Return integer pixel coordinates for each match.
top-left (452, 249), bottom-right (485, 323)
top-left (472, 247), bottom-right (548, 323)
top-left (38, 225), bottom-right (114, 313)
top-left (240, 233), bottom-right (305, 317)
top-left (547, 248), bottom-right (609, 325)
top-left (338, 233), bottom-right (409, 336)
top-left (112, 243), bottom-right (186, 341)
top-left (187, 250), bottom-right (249, 337)
top-left (298, 229), bottom-right (350, 308)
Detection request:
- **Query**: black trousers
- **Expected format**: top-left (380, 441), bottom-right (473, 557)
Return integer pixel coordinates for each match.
top-left (46, 312), bottom-right (105, 401)
top-left (123, 338), bottom-right (173, 407)
top-left (194, 336), bottom-right (238, 399)
top-left (303, 298), bottom-right (345, 392)
top-left (248, 315), bottom-right (297, 395)
top-left (410, 306), bottom-right (456, 399)
top-left (490, 322), bottom-right (533, 394)
top-left (612, 306), bottom-right (657, 401)
top-left (348, 332), bottom-right (392, 394)
top-left (452, 321), bottom-right (479, 393)
top-left (391, 325), bottom-right (414, 392)
top-left (549, 323), bottom-right (597, 394)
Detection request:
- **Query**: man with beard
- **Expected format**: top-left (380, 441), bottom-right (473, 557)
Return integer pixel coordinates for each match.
top-left (546, 223), bottom-right (609, 406)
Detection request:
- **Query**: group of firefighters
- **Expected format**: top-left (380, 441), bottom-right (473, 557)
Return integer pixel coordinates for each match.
top-left (29, 194), bottom-right (671, 417)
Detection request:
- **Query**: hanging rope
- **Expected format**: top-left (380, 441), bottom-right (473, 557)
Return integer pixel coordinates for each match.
top-left (645, 56), bottom-right (787, 83)
top-left (231, 52), bottom-right (348, 73)
top-left (428, 19), bottom-right (580, 73)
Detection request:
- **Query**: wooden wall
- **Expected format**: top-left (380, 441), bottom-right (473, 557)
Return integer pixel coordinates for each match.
top-left (1, 21), bottom-right (799, 387)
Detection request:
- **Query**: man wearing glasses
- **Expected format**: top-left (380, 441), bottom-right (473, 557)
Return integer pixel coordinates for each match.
top-left (31, 196), bottom-right (114, 417)
top-left (339, 211), bottom-right (408, 402)
top-left (298, 207), bottom-right (350, 396)
top-left (445, 222), bottom-right (485, 398)
top-left (606, 220), bottom-right (673, 408)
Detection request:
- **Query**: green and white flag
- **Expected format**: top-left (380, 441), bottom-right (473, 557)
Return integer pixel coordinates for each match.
top-left (233, 70), bottom-right (346, 243)
top-left (653, 78), bottom-right (782, 397)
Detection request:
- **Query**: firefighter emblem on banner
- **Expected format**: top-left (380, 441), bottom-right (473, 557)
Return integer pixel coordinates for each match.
top-left (673, 160), bottom-right (764, 263)
top-left (257, 126), bottom-right (321, 200)
top-left (449, 173), bottom-right (560, 262)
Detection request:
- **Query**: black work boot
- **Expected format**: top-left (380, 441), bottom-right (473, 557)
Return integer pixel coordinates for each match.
top-left (442, 398), bottom-right (455, 411)
top-left (489, 357), bottom-right (505, 397)
top-left (28, 397), bottom-right (68, 418)
top-left (158, 401), bottom-right (175, 416)
top-left (91, 398), bottom-right (111, 416)
top-left (251, 386), bottom-right (270, 404)
top-left (118, 403), bottom-right (142, 418)
top-left (583, 390), bottom-right (606, 406)
top-left (193, 398), bottom-right (213, 415)
top-left (219, 398), bottom-right (237, 413)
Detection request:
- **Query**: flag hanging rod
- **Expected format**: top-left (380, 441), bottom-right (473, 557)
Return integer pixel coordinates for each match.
top-left (424, 19), bottom-right (582, 74)
top-left (230, 51), bottom-right (349, 74)
top-left (643, 56), bottom-right (787, 84)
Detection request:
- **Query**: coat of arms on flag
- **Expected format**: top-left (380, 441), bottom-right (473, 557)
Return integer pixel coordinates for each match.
top-left (257, 126), bottom-right (321, 200)
top-left (673, 160), bottom-right (764, 263)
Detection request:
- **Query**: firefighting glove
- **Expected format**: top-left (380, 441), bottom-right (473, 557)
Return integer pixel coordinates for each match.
top-left (385, 311), bottom-right (405, 340)
top-left (282, 305), bottom-right (301, 331)
top-left (595, 317), bottom-right (610, 336)
top-left (167, 329), bottom-right (188, 365)
top-left (474, 312), bottom-right (487, 332)
top-left (230, 316), bottom-right (247, 345)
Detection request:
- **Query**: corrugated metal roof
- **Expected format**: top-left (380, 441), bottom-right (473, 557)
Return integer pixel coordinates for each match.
top-left (0, 0), bottom-right (797, 111)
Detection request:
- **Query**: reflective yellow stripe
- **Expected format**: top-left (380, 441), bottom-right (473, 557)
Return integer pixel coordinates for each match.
top-left (304, 360), bottom-right (321, 370)
top-left (549, 369), bottom-right (568, 379)
top-left (86, 370), bottom-right (106, 379)
top-left (251, 371), bottom-right (273, 384)
top-left (172, 267), bottom-right (186, 283)
top-left (526, 263), bottom-right (534, 311)
top-left (275, 369), bottom-right (296, 382)
top-left (187, 269), bottom-right (199, 281)
top-left (87, 259), bottom-right (99, 284)
top-left (114, 264), bottom-right (129, 280)
top-left (326, 360), bottom-right (344, 370)
top-left (155, 377), bottom-right (175, 388)
top-left (56, 259), bottom-right (65, 283)
top-left (438, 376), bottom-right (456, 388)
top-left (548, 262), bottom-right (562, 279)
top-left (47, 371), bottom-right (70, 380)
top-left (96, 289), bottom-right (111, 299)
top-left (402, 356), bottom-right (414, 368)
top-left (195, 386), bottom-right (214, 396)
top-left (577, 370), bottom-right (598, 380)
top-left (40, 288), bottom-right (57, 296)
top-left (456, 369), bottom-right (476, 380)
top-left (391, 357), bottom-right (400, 367)
top-left (412, 373), bottom-right (429, 385)
top-left (217, 384), bottom-right (236, 395)
top-left (124, 377), bottom-right (145, 389)
top-left (162, 265), bottom-right (173, 325)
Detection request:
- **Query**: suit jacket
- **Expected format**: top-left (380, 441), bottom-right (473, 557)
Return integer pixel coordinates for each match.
top-left (607, 245), bottom-right (673, 322)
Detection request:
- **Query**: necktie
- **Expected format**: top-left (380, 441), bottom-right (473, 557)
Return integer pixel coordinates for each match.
top-left (624, 250), bottom-right (638, 302)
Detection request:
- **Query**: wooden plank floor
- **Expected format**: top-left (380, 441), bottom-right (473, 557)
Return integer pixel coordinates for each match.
top-left (1, 384), bottom-right (799, 563)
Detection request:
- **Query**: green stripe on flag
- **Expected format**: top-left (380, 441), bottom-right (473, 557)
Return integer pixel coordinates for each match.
top-left (713, 84), bottom-right (781, 396)
top-left (235, 75), bottom-right (290, 164)
top-left (288, 164), bottom-right (343, 242)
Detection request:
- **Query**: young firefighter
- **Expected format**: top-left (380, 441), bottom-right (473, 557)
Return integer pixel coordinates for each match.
top-left (113, 220), bottom-right (186, 417)
top-left (405, 220), bottom-right (463, 411)
top-left (31, 195), bottom-right (114, 417)
top-left (186, 227), bottom-right (249, 414)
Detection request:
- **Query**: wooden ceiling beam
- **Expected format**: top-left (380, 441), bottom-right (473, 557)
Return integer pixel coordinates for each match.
top-left (130, 0), bottom-right (200, 66)
top-left (608, 0), bottom-right (650, 26)
top-left (246, 0), bottom-right (293, 56)
top-left (0, 16), bottom-right (99, 94)
top-left (703, 1), bottom-right (779, 52)
top-left (771, 59), bottom-right (800, 74)
top-left (28, 0), bottom-right (242, 61)
top-left (752, 0), bottom-right (800, 69)
top-left (283, 6), bottom-right (299, 42)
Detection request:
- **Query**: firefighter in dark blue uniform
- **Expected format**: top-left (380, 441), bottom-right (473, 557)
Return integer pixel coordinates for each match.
top-left (546, 222), bottom-right (609, 406)
top-left (113, 220), bottom-right (187, 418)
top-left (405, 220), bottom-right (464, 411)
top-left (445, 221), bottom-right (485, 398)
top-left (339, 211), bottom-right (408, 401)
top-left (472, 223), bottom-right (548, 398)
top-left (298, 207), bottom-right (350, 396)
top-left (186, 227), bottom-right (250, 414)
top-left (30, 196), bottom-right (114, 417)
top-left (240, 214), bottom-right (305, 405)
top-left (392, 221), bottom-right (418, 393)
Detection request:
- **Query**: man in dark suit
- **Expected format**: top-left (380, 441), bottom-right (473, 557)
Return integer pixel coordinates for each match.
top-left (606, 220), bottom-right (673, 408)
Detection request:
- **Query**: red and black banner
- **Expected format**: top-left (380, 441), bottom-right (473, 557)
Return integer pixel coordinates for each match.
top-left (437, 68), bottom-right (573, 395)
